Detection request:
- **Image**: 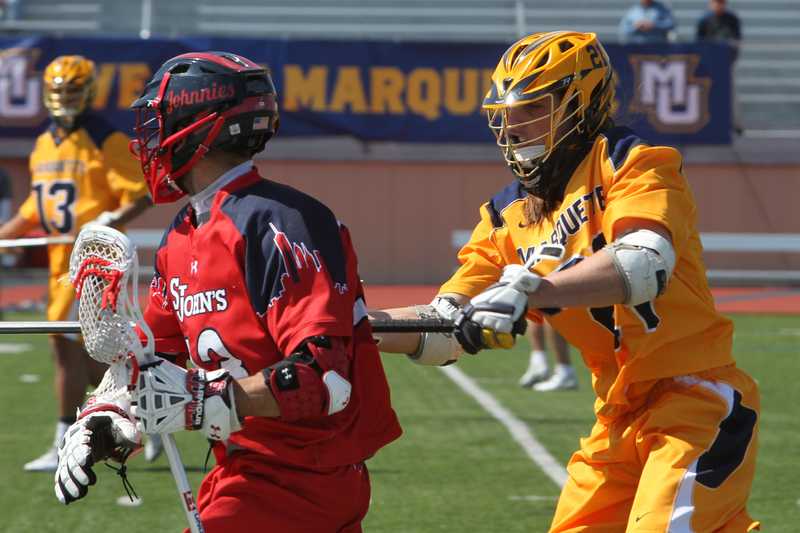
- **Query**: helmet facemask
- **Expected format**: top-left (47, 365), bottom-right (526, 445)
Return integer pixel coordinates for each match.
top-left (130, 77), bottom-right (251, 204)
top-left (129, 72), bottom-right (201, 204)
top-left (43, 76), bottom-right (95, 130)
top-left (488, 84), bottom-right (584, 193)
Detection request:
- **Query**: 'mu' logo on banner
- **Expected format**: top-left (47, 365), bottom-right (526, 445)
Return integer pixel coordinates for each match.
top-left (628, 54), bottom-right (711, 133)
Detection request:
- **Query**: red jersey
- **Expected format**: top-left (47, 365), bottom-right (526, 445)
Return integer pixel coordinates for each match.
top-left (143, 168), bottom-right (401, 468)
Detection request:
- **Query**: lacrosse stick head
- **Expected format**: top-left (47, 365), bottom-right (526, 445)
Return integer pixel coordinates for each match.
top-left (69, 224), bottom-right (154, 365)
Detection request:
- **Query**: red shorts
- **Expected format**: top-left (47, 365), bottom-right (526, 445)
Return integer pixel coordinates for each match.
top-left (187, 451), bottom-right (371, 533)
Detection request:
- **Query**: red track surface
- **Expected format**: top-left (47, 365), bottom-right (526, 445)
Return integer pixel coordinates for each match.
top-left (1, 284), bottom-right (798, 314)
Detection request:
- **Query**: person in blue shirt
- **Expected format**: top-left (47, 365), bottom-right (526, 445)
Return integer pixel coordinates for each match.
top-left (619, 0), bottom-right (676, 43)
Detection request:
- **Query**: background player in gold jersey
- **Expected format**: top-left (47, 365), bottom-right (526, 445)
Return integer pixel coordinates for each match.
top-left (378, 32), bottom-right (759, 531)
top-left (0, 55), bottom-right (151, 471)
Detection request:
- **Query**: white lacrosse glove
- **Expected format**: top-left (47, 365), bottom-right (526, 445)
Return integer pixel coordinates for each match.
top-left (131, 358), bottom-right (242, 441)
top-left (90, 210), bottom-right (120, 227)
top-left (407, 296), bottom-right (463, 366)
top-left (453, 266), bottom-right (542, 354)
top-left (55, 405), bottom-right (140, 505)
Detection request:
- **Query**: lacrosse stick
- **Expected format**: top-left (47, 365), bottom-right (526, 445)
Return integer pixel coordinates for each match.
top-left (0, 235), bottom-right (75, 249)
top-left (68, 224), bottom-right (204, 533)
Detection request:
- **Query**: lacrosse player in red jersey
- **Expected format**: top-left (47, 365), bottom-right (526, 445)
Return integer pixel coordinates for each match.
top-left (54, 51), bottom-right (402, 532)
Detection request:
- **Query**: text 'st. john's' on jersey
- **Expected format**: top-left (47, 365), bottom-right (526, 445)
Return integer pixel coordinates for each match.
top-left (144, 168), bottom-right (401, 466)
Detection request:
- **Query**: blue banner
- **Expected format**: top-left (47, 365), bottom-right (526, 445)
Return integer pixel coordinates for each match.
top-left (0, 36), bottom-right (732, 145)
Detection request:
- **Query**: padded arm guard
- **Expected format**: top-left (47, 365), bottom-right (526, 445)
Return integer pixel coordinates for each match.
top-left (407, 297), bottom-right (463, 366)
top-left (262, 336), bottom-right (352, 422)
top-left (604, 229), bottom-right (676, 305)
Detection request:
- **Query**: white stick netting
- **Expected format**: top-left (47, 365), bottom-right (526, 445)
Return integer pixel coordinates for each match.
top-left (89, 361), bottom-right (133, 405)
top-left (68, 224), bottom-right (155, 402)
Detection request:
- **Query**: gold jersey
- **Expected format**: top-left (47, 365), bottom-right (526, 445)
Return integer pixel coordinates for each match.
top-left (440, 127), bottom-right (734, 416)
top-left (18, 114), bottom-right (147, 321)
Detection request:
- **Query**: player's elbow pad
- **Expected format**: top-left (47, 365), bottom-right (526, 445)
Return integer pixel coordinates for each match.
top-left (262, 336), bottom-right (352, 422)
top-left (604, 229), bottom-right (676, 305)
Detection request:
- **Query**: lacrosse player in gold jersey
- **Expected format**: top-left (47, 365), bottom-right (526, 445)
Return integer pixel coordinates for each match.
top-left (378, 31), bottom-right (759, 531)
top-left (0, 55), bottom-right (151, 471)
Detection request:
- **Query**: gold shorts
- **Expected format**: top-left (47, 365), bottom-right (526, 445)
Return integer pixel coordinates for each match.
top-left (550, 365), bottom-right (760, 532)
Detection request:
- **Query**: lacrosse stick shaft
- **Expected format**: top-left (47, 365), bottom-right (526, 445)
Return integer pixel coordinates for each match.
top-left (0, 318), bottom-right (457, 334)
top-left (0, 321), bottom-right (82, 334)
top-left (162, 435), bottom-right (204, 533)
top-left (369, 318), bottom-right (454, 333)
top-left (0, 235), bottom-right (74, 248)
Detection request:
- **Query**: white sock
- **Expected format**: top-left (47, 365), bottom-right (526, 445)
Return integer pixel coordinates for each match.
top-left (529, 350), bottom-right (548, 372)
top-left (554, 363), bottom-right (574, 376)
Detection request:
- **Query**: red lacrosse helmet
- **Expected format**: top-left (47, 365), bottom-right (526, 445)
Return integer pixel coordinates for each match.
top-left (130, 51), bottom-right (279, 204)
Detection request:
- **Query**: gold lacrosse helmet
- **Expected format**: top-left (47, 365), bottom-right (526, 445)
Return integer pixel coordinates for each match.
top-left (42, 55), bottom-right (96, 122)
top-left (484, 31), bottom-right (615, 192)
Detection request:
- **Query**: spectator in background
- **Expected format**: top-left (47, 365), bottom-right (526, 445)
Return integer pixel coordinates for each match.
top-left (697, 0), bottom-right (743, 134)
top-left (697, 0), bottom-right (741, 55)
top-left (519, 321), bottom-right (578, 391)
top-left (619, 0), bottom-right (676, 43)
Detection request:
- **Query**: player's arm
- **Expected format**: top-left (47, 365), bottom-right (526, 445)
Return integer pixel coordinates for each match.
top-left (232, 334), bottom-right (352, 419)
top-left (133, 332), bottom-right (355, 443)
top-left (455, 219), bottom-right (675, 353)
top-left (369, 293), bottom-right (467, 366)
top-left (528, 218), bottom-right (672, 309)
top-left (548, 144), bottom-right (687, 309)
top-left (375, 198), bottom-right (509, 360)
top-left (0, 183), bottom-right (42, 239)
top-left (0, 212), bottom-right (37, 239)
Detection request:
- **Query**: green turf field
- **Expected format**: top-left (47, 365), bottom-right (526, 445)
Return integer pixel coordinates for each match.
top-left (0, 312), bottom-right (796, 532)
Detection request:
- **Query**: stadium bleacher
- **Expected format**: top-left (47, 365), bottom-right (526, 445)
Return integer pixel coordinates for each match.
top-left (2, 0), bottom-right (798, 133)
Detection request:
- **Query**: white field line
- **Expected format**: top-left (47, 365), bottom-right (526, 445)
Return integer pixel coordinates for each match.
top-left (0, 343), bottom-right (32, 354)
top-left (440, 365), bottom-right (568, 487)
